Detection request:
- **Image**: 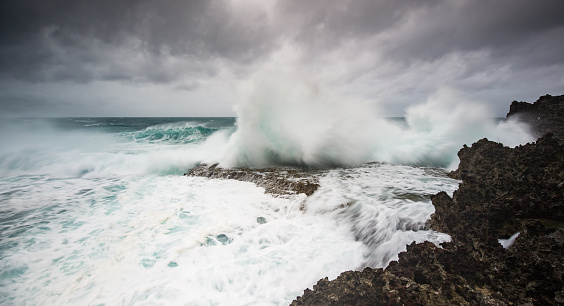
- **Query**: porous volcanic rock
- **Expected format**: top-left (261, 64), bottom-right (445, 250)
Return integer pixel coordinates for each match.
top-left (185, 163), bottom-right (323, 196)
top-left (429, 133), bottom-right (564, 304)
top-left (436, 133), bottom-right (564, 241)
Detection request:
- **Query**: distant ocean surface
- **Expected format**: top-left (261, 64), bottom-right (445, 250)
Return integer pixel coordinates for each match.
top-left (0, 116), bottom-right (531, 305)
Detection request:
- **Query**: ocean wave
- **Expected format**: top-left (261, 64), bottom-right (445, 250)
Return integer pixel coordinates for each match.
top-left (124, 124), bottom-right (219, 144)
top-left (215, 72), bottom-right (535, 169)
top-left (0, 119), bottom-right (227, 177)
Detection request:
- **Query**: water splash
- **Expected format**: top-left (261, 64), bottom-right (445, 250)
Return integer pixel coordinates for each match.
top-left (218, 73), bottom-right (535, 169)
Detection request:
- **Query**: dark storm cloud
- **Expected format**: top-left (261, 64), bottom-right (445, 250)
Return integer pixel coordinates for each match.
top-left (2, 0), bottom-right (563, 83)
top-left (386, 0), bottom-right (564, 65)
top-left (0, 0), bottom-right (276, 83)
top-left (278, 0), bottom-right (564, 68)
top-left (274, 0), bottom-right (564, 114)
top-left (0, 0), bottom-right (563, 116)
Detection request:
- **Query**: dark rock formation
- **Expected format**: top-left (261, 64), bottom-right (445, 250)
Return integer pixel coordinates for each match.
top-left (185, 163), bottom-right (323, 197)
top-left (427, 133), bottom-right (564, 304)
top-left (437, 133), bottom-right (564, 241)
top-left (294, 135), bottom-right (564, 305)
top-left (292, 241), bottom-right (508, 306)
top-left (292, 95), bottom-right (564, 305)
top-left (507, 94), bottom-right (564, 139)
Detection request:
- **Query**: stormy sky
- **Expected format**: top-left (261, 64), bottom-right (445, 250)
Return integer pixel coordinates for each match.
top-left (1, 0), bottom-right (563, 117)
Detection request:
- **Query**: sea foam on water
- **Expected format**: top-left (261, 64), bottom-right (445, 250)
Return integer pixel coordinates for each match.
top-left (0, 75), bottom-right (535, 305)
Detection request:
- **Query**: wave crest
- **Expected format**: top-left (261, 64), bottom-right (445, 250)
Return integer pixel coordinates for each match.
top-left (126, 124), bottom-right (217, 144)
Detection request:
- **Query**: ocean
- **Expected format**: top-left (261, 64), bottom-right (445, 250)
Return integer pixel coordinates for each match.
top-left (0, 114), bottom-right (533, 305)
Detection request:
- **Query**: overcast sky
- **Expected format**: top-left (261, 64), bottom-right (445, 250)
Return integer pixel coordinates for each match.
top-left (1, 0), bottom-right (563, 117)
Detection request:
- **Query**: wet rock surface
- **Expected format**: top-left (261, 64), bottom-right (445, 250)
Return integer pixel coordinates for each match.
top-left (185, 163), bottom-right (323, 196)
top-left (292, 95), bottom-right (564, 305)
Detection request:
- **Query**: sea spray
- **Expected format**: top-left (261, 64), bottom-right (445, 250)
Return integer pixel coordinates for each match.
top-left (387, 88), bottom-right (535, 168)
top-left (220, 72), bottom-right (381, 167)
top-left (217, 73), bottom-right (535, 168)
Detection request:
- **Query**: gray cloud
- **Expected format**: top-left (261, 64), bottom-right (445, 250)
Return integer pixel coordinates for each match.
top-left (0, 0), bottom-right (277, 83)
top-left (2, 0), bottom-right (564, 81)
top-left (0, 0), bottom-right (563, 116)
top-left (280, 0), bottom-right (564, 61)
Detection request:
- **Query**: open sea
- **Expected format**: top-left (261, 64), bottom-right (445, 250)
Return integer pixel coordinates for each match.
top-left (0, 113), bottom-right (533, 305)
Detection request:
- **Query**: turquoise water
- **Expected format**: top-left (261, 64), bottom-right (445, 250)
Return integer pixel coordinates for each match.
top-left (0, 115), bottom-right (528, 305)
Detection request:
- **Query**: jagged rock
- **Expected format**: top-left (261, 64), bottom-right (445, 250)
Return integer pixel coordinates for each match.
top-left (428, 135), bottom-right (564, 304)
top-left (185, 163), bottom-right (323, 196)
top-left (292, 94), bottom-right (564, 305)
top-left (507, 94), bottom-right (564, 140)
top-left (435, 133), bottom-right (564, 241)
top-left (292, 241), bottom-right (508, 306)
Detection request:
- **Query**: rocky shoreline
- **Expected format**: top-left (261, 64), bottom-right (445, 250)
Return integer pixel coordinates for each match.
top-left (185, 95), bottom-right (564, 305)
top-left (291, 94), bottom-right (564, 305)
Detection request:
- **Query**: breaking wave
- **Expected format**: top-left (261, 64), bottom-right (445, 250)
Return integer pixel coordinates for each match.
top-left (217, 72), bottom-right (534, 169)
top-left (0, 119), bottom-right (229, 177)
top-left (125, 123), bottom-right (219, 144)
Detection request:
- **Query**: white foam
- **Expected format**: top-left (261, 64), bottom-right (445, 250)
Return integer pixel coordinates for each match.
top-left (0, 175), bottom-right (367, 305)
top-left (217, 73), bottom-right (535, 168)
top-left (304, 163), bottom-right (457, 268)
top-left (498, 232), bottom-right (520, 249)
top-left (0, 155), bottom-right (463, 305)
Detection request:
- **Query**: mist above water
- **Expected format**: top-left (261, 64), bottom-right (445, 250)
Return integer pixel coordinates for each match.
top-left (217, 72), bottom-right (534, 169)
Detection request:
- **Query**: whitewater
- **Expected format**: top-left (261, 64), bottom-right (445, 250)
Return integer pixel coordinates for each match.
top-left (0, 80), bottom-right (534, 305)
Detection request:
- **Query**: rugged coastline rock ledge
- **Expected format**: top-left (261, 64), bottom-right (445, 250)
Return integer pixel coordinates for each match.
top-left (184, 95), bottom-right (564, 305)
top-left (291, 94), bottom-right (564, 305)
top-left (185, 163), bottom-right (323, 197)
